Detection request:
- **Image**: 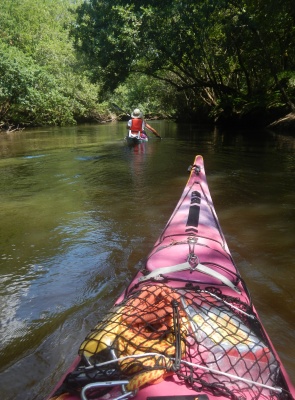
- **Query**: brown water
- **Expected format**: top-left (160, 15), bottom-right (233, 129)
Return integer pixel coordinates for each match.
top-left (0, 122), bottom-right (294, 399)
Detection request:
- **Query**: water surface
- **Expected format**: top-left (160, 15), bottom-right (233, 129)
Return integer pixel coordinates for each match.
top-left (0, 122), bottom-right (294, 399)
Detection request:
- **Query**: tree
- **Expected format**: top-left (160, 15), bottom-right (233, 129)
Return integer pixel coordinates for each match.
top-left (0, 0), bottom-right (106, 127)
top-left (110, 73), bottom-right (178, 118)
top-left (72, 0), bottom-right (295, 119)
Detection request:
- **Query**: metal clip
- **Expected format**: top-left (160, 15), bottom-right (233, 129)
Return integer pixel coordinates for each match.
top-left (187, 237), bottom-right (199, 269)
top-left (188, 236), bottom-right (196, 253)
top-left (81, 380), bottom-right (134, 400)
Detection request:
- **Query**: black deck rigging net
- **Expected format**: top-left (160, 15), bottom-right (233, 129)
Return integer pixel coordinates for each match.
top-left (66, 283), bottom-right (288, 399)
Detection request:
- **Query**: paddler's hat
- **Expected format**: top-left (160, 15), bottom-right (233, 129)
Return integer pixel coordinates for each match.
top-left (131, 108), bottom-right (143, 118)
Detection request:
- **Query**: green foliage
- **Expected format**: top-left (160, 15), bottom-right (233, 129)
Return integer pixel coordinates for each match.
top-left (2, 0), bottom-right (294, 126)
top-left (72, 0), bottom-right (295, 119)
top-left (0, 0), bottom-right (106, 127)
top-left (111, 74), bottom-right (177, 117)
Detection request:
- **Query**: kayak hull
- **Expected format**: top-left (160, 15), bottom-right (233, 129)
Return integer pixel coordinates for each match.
top-left (125, 135), bottom-right (148, 146)
top-left (47, 155), bottom-right (295, 400)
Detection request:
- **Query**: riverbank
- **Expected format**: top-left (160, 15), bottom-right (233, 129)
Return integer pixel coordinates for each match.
top-left (1, 109), bottom-right (295, 135)
top-left (267, 112), bottom-right (295, 132)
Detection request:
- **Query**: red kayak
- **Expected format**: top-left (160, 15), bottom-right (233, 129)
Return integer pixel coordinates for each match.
top-left (47, 155), bottom-right (294, 400)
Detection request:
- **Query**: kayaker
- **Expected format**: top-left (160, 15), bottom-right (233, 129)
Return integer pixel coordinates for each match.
top-left (127, 108), bottom-right (161, 139)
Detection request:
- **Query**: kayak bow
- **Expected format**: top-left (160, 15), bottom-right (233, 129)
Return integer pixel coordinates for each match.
top-left (47, 155), bottom-right (295, 400)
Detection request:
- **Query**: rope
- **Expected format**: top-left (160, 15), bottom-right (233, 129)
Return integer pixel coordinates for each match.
top-left (116, 284), bottom-right (187, 390)
top-left (80, 284), bottom-right (188, 391)
top-left (77, 285), bottom-right (280, 397)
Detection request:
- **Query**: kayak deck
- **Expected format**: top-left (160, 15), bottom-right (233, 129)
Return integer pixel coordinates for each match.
top-left (47, 155), bottom-right (294, 400)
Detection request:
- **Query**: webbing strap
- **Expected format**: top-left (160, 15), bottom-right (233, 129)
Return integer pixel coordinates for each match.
top-left (138, 261), bottom-right (240, 294)
top-left (138, 262), bottom-right (192, 282)
top-left (195, 263), bottom-right (241, 294)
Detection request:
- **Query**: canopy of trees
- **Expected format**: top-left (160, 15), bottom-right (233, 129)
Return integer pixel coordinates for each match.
top-left (71, 0), bottom-right (295, 124)
top-left (1, 0), bottom-right (295, 127)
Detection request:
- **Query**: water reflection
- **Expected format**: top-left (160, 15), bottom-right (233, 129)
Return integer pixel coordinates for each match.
top-left (0, 123), bottom-right (294, 399)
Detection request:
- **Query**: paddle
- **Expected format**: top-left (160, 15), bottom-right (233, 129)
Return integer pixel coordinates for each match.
top-left (145, 123), bottom-right (161, 139)
top-left (111, 103), bottom-right (130, 116)
top-left (111, 103), bottom-right (161, 139)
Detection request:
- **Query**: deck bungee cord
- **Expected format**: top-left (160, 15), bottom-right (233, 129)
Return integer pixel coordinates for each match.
top-left (79, 354), bottom-right (283, 394)
top-left (51, 284), bottom-right (283, 399)
top-left (74, 349), bottom-right (286, 400)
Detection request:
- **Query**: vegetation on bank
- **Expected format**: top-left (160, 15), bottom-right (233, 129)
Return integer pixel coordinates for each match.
top-left (0, 0), bottom-right (109, 131)
top-left (1, 0), bottom-right (295, 131)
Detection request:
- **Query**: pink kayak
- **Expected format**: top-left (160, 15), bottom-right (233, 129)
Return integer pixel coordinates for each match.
top-left (47, 155), bottom-right (295, 400)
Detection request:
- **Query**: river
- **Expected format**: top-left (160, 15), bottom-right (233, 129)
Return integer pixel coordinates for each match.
top-left (0, 121), bottom-right (294, 399)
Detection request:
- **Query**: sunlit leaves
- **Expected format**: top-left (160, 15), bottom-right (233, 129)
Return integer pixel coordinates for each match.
top-left (72, 0), bottom-right (295, 115)
top-left (0, 0), bottom-right (104, 126)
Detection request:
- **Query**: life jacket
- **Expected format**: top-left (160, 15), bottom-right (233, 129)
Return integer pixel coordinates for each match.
top-left (130, 118), bottom-right (144, 134)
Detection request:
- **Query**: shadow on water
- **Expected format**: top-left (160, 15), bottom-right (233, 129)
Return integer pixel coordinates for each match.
top-left (0, 122), bottom-right (294, 399)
